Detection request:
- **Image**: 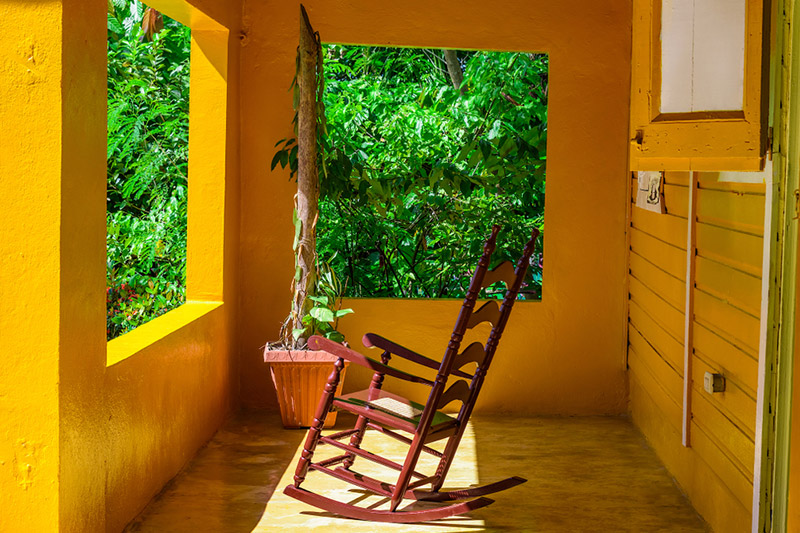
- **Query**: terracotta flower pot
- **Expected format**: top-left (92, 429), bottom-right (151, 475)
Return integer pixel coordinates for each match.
top-left (263, 349), bottom-right (348, 429)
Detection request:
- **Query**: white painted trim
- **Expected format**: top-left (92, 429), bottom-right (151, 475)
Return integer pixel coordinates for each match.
top-left (752, 162), bottom-right (776, 532)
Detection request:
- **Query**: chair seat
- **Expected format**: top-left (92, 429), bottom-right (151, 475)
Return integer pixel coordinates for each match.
top-left (334, 389), bottom-right (458, 440)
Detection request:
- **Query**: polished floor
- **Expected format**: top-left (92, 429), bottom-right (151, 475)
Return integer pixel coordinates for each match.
top-left (124, 411), bottom-right (709, 532)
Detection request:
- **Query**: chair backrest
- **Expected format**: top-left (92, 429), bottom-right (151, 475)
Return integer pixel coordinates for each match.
top-left (432, 225), bottom-right (539, 419)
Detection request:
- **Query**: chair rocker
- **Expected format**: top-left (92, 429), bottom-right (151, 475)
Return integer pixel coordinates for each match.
top-left (284, 225), bottom-right (539, 523)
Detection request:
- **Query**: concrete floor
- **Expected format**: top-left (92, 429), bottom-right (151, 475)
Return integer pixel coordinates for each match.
top-left (124, 411), bottom-right (709, 532)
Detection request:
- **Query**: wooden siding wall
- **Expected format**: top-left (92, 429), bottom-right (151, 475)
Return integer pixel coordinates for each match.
top-left (628, 171), bottom-right (765, 532)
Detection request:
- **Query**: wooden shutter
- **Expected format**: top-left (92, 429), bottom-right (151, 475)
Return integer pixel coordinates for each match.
top-left (629, 0), bottom-right (771, 171)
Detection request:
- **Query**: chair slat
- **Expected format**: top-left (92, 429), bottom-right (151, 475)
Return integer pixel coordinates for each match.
top-left (436, 380), bottom-right (471, 410)
top-left (310, 336), bottom-right (435, 386)
top-left (325, 428), bottom-right (361, 441)
top-left (309, 463), bottom-right (395, 498)
top-left (481, 261), bottom-right (516, 289)
top-left (452, 342), bottom-right (486, 373)
top-left (365, 423), bottom-right (444, 458)
top-left (466, 300), bottom-right (501, 329)
top-left (320, 436), bottom-right (425, 478)
top-left (315, 454), bottom-right (350, 468)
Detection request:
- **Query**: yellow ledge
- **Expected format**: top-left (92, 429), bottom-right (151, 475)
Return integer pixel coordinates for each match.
top-left (107, 301), bottom-right (223, 367)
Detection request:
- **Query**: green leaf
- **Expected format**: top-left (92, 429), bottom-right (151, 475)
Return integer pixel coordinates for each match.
top-left (293, 214), bottom-right (302, 251)
top-left (325, 331), bottom-right (345, 343)
top-left (270, 150), bottom-right (283, 170)
top-left (309, 307), bottom-right (335, 323)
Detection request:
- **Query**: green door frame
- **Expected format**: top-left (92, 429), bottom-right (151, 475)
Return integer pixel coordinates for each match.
top-left (753, 0), bottom-right (800, 531)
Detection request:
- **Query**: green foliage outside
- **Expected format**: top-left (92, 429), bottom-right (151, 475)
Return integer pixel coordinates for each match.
top-left (277, 46), bottom-right (548, 299)
top-left (105, 7), bottom-right (547, 339)
top-left (106, 1), bottom-right (190, 340)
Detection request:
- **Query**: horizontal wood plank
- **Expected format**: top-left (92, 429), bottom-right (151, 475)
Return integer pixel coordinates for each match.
top-left (696, 188), bottom-right (765, 235)
top-left (691, 391), bottom-right (755, 479)
top-left (629, 276), bottom-right (686, 341)
top-left (629, 364), bottom-right (682, 434)
top-left (629, 305), bottom-right (684, 376)
top-left (693, 289), bottom-right (761, 356)
top-left (696, 223), bottom-right (763, 277)
top-left (663, 171), bottom-right (690, 186)
top-left (630, 228), bottom-right (687, 282)
top-left (694, 257), bottom-right (762, 318)
top-left (689, 420), bottom-right (755, 512)
top-left (664, 183), bottom-right (689, 218)
top-left (693, 323), bottom-right (758, 396)
top-left (630, 251), bottom-right (686, 310)
top-left (697, 172), bottom-right (766, 195)
top-left (692, 355), bottom-right (756, 438)
top-left (628, 329), bottom-right (683, 403)
top-left (630, 207), bottom-right (688, 248)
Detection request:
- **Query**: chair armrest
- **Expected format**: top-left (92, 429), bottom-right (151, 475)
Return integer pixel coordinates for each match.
top-left (363, 333), bottom-right (472, 380)
top-left (309, 336), bottom-right (434, 386)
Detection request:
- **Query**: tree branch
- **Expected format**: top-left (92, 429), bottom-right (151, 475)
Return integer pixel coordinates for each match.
top-left (443, 50), bottom-right (465, 95)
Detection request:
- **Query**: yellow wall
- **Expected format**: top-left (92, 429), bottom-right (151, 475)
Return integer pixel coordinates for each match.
top-left (0, 1), bottom-right (241, 531)
top-left (627, 171), bottom-right (765, 532)
top-left (239, 0), bottom-right (634, 415)
top-left (104, 304), bottom-right (234, 532)
top-left (1, 2), bottom-right (75, 530)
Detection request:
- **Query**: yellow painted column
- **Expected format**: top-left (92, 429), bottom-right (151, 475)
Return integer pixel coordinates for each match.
top-left (0, 2), bottom-right (63, 529)
top-left (186, 29), bottom-right (230, 302)
top-left (0, 0), bottom-right (107, 531)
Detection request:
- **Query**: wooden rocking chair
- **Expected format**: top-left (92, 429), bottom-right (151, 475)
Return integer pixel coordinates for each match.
top-left (284, 225), bottom-right (539, 522)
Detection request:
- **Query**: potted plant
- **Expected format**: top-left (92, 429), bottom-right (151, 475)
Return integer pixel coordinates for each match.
top-left (264, 263), bottom-right (353, 428)
top-left (263, 6), bottom-right (352, 428)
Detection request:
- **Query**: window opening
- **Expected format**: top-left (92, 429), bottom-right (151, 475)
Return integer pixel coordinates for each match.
top-left (317, 46), bottom-right (547, 299)
top-left (106, 1), bottom-right (190, 339)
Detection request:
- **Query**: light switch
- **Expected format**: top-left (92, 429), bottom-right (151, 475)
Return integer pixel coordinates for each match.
top-left (703, 372), bottom-right (725, 394)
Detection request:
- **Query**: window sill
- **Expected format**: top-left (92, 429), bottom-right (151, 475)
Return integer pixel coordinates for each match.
top-left (107, 300), bottom-right (223, 367)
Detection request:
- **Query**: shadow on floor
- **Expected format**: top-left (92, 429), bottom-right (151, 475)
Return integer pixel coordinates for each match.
top-left (124, 410), bottom-right (306, 533)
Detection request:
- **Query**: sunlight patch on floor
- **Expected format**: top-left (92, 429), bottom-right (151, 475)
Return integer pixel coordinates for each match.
top-left (257, 421), bottom-right (485, 531)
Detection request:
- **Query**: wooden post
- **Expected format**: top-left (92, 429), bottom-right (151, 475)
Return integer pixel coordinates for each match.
top-left (292, 4), bottom-right (320, 347)
top-left (682, 172), bottom-right (698, 447)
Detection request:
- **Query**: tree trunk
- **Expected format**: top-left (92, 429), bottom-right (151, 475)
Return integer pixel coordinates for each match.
top-left (292, 4), bottom-right (320, 348)
top-left (443, 50), bottom-right (465, 94)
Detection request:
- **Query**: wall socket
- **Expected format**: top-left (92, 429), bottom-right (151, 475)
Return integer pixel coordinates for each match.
top-left (703, 372), bottom-right (725, 394)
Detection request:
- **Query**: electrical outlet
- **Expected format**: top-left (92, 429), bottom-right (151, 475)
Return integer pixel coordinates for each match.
top-left (703, 372), bottom-right (725, 394)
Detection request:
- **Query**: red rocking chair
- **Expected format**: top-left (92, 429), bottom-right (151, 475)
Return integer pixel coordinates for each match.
top-left (284, 225), bottom-right (539, 522)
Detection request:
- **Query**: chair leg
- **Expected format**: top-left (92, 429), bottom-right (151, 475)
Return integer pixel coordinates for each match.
top-left (390, 435), bottom-right (426, 511)
top-left (344, 351), bottom-right (390, 470)
top-left (342, 415), bottom-right (368, 469)
top-left (431, 436), bottom-right (460, 492)
top-left (293, 357), bottom-right (345, 487)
